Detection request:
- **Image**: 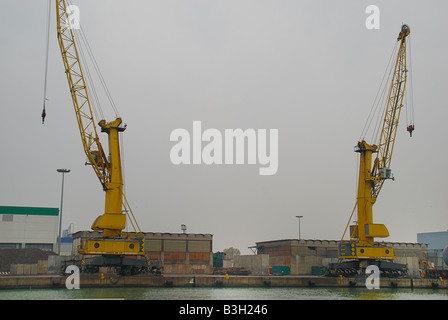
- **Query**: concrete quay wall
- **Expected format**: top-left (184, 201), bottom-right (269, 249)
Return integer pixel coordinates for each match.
top-left (0, 274), bottom-right (446, 290)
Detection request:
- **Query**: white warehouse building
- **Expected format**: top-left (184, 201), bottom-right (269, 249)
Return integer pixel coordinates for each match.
top-left (0, 206), bottom-right (59, 251)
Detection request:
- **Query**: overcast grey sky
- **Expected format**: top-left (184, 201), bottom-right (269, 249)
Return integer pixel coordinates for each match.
top-left (0, 0), bottom-right (447, 254)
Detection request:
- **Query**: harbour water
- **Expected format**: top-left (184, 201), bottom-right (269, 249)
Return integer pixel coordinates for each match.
top-left (0, 286), bottom-right (447, 300)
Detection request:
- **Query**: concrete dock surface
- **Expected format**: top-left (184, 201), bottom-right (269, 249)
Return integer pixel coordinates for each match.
top-left (0, 274), bottom-right (446, 290)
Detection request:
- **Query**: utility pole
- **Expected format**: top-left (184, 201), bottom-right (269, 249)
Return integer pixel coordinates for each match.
top-left (57, 169), bottom-right (70, 255)
top-left (296, 216), bottom-right (303, 240)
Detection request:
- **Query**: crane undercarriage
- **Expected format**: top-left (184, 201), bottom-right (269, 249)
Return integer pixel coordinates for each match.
top-left (62, 253), bottom-right (162, 276)
top-left (62, 233), bottom-right (162, 276)
top-left (327, 259), bottom-right (408, 278)
top-left (65, 255), bottom-right (152, 276)
top-left (327, 241), bottom-right (408, 277)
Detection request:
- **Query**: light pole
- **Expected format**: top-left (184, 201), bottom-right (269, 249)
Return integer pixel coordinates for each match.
top-left (296, 215), bottom-right (303, 240)
top-left (57, 169), bottom-right (70, 255)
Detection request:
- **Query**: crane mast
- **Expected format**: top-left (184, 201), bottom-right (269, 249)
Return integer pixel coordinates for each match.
top-left (331, 25), bottom-right (412, 276)
top-left (55, 0), bottom-right (145, 265)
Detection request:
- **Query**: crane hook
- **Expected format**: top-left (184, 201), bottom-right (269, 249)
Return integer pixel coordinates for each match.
top-left (407, 124), bottom-right (414, 137)
top-left (41, 106), bottom-right (46, 124)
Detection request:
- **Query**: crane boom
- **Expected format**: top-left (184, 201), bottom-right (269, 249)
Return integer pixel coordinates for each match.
top-left (371, 24), bottom-right (410, 198)
top-left (55, 0), bottom-right (145, 260)
top-left (56, 0), bottom-right (109, 189)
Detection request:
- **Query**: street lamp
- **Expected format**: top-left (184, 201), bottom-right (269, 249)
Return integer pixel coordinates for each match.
top-left (57, 169), bottom-right (70, 255)
top-left (296, 216), bottom-right (303, 240)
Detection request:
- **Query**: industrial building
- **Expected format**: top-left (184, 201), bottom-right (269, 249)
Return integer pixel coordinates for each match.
top-left (417, 231), bottom-right (448, 250)
top-left (231, 239), bottom-right (427, 276)
top-left (58, 226), bottom-right (74, 256)
top-left (72, 231), bottom-right (214, 274)
top-left (417, 231), bottom-right (448, 269)
top-left (0, 204), bottom-right (440, 277)
top-left (0, 206), bottom-right (59, 251)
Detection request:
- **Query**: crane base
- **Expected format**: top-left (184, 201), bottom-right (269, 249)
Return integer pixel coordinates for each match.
top-left (64, 255), bottom-right (161, 276)
top-left (327, 259), bottom-right (408, 278)
top-left (82, 255), bottom-right (151, 275)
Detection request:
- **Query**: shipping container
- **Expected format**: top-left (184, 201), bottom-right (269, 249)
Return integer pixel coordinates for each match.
top-left (271, 266), bottom-right (290, 275)
top-left (311, 266), bottom-right (327, 275)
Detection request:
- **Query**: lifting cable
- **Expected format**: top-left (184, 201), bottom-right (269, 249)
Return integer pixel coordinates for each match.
top-left (80, 25), bottom-right (121, 119)
top-left (75, 29), bottom-right (105, 122)
top-left (359, 33), bottom-right (415, 142)
top-left (66, 0), bottom-right (120, 121)
top-left (405, 36), bottom-right (415, 136)
top-left (64, 0), bottom-right (130, 220)
top-left (41, 0), bottom-right (52, 124)
top-left (359, 41), bottom-right (398, 142)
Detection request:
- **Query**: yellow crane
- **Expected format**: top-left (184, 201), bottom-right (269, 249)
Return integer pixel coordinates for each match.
top-left (329, 24), bottom-right (413, 277)
top-left (55, 0), bottom-right (149, 274)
